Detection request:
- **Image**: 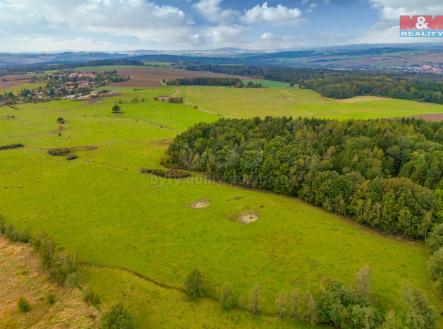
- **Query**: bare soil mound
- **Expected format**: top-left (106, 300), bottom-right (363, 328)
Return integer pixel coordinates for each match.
top-left (191, 200), bottom-right (210, 209)
top-left (239, 211), bottom-right (259, 224)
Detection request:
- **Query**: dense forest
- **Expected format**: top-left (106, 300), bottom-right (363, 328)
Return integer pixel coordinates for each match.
top-left (183, 64), bottom-right (443, 104)
top-left (166, 117), bottom-right (443, 240)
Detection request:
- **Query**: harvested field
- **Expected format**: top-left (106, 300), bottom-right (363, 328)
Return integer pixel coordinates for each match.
top-left (413, 113), bottom-right (443, 121)
top-left (0, 74), bottom-right (32, 88)
top-left (111, 67), bottom-right (250, 88)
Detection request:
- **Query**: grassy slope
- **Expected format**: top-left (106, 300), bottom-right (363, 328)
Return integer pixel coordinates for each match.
top-left (181, 86), bottom-right (443, 119)
top-left (0, 82), bottom-right (45, 94)
top-left (0, 87), bottom-right (441, 328)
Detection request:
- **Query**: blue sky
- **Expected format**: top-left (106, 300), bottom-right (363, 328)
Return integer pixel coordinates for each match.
top-left (0, 0), bottom-right (441, 52)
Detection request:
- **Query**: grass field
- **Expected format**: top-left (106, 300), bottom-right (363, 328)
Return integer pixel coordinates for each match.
top-left (0, 86), bottom-right (442, 328)
top-left (0, 82), bottom-right (45, 94)
top-left (243, 79), bottom-right (290, 88)
top-left (180, 86), bottom-right (443, 119)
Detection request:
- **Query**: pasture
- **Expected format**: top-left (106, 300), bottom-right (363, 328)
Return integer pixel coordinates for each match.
top-left (0, 85), bottom-right (442, 328)
top-left (180, 86), bottom-right (443, 119)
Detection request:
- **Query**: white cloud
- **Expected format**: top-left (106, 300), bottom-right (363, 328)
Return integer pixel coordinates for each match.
top-left (193, 0), bottom-right (239, 24)
top-left (370, 0), bottom-right (443, 20)
top-left (242, 2), bottom-right (302, 24)
top-left (205, 25), bottom-right (246, 47)
top-left (0, 0), bottom-right (307, 51)
top-left (355, 0), bottom-right (443, 44)
top-left (0, 0), bottom-right (195, 47)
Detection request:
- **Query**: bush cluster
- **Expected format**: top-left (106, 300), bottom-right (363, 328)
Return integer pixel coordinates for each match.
top-left (140, 168), bottom-right (191, 179)
top-left (0, 143), bottom-right (24, 151)
top-left (66, 153), bottom-right (78, 161)
top-left (31, 232), bottom-right (78, 285)
top-left (0, 218), bottom-right (30, 243)
top-left (427, 223), bottom-right (443, 294)
top-left (17, 297), bottom-right (31, 313)
top-left (48, 148), bottom-right (73, 156)
top-left (100, 304), bottom-right (135, 329)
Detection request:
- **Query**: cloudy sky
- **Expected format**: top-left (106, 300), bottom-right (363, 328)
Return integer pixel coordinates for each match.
top-left (0, 0), bottom-right (442, 52)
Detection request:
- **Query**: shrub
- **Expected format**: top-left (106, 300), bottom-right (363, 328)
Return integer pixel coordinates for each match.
top-left (185, 269), bottom-right (204, 299)
top-left (112, 104), bottom-right (122, 113)
top-left (428, 248), bottom-right (443, 294)
top-left (249, 285), bottom-right (261, 315)
top-left (18, 230), bottom-right (31, 243)
top-left (219, 283), bottom-right (236, 310)
top-left (289, 288), bottom-right (301, 319)
top-left (66, 153), bottom-right (78, 161)
top-left (276, 291), bottom-right (287, 318)
top-left (47, 292), bottom-right (56, 305)
top-left (0, 215), bottom-right (5, 233)
top-left (65, 272), bottom-right (81, 288)
top-left (300, 291), bottom-right (318, 325)
top-left (100, 304), bottom-right (135, 329)
top-left (5, 224), bottom-right (20, 242)
top-left (32, 233), bottom-right (78, 286)
top-left (18, 297), bottom-right (31, 313)
top-left (48, 148), bottom-right (73, 156)
top-left (140, 168), bottom-right (191, 179)
top-left (427, 223), bottom-right (443, 252)
top-left (380, 310), bottom-right (405, 329)
top-left (83, 289), bottom-right (101, 308)
top-left (404, 288), bottom-right (435, 329)
top-left (340, 305), bottom-right (380, 329)
top-left (354, 266), bottom-right (371, 305)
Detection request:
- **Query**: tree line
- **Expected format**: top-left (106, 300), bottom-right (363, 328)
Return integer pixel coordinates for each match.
top-left (165, 117), bottom-right (443, 240)
top-left (165, 77), bottom-right (263, 88)
top-left (184, 266), bottom-right (435, 329)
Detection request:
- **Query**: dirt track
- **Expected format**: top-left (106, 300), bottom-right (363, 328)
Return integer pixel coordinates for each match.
top-left (111, 67), bottom-right (249, 87)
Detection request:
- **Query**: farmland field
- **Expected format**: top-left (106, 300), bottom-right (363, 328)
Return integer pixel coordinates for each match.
top-left (0, 85), bottom-right (442, 328)
top-left (180, 86), bottom-right (443, 119)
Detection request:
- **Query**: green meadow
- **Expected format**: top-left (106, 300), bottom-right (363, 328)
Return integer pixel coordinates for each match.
top-left (0, 86), bottom-right (442, 328)
top-left (180, 86), bottom-right (443, 119)
top-left (0, 82), bottom-right (45, 94)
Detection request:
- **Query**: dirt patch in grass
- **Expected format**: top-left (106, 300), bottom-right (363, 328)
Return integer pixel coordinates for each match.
top-left (413, 113), bottom-right (443, 122)
top-left (111, 67), bottom-right (249, 88)
top-left (191, 200), bottom-right (210, 209)
top-left (0, 237), bottom-right (99, 328)
top-left (239, 211), bottom-right (259, 224)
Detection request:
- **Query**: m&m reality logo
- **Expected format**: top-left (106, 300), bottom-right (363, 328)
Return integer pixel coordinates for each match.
top-left (400, 15), bottom-right (443, 37)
